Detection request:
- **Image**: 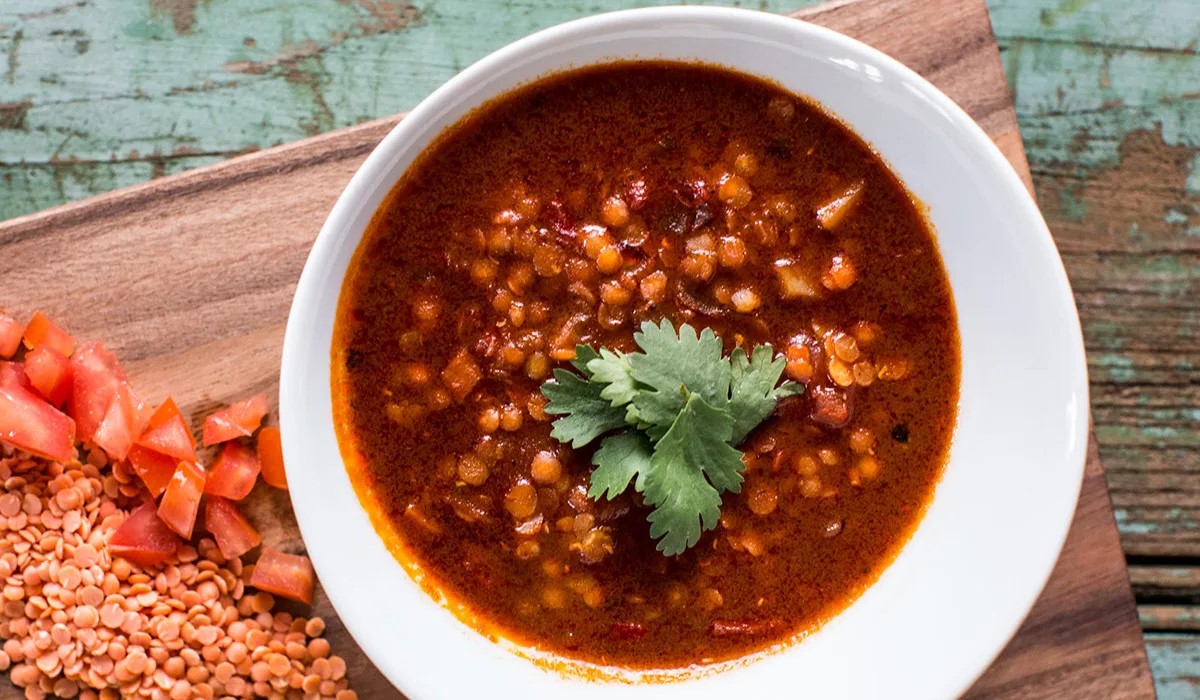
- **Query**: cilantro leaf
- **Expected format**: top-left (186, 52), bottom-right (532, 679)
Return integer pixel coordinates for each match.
top-left (642, 393), bottom-right (742, 555)
top-left (586, 348), bottom-right (639, 408)
top-left (541, 367), bottom-right (629, 447)
top-left (571, 345), bottom-right (601, 375)
top-left (539, 320), bottom-right (802, 556)
top-left (728, 345), bottom-right (802, 444)
top-left (630, 320), bottom-right (731, 408)
top-left (589, 431), bottom-right (653, 500)
top-left (627, 321), bottom-right (731, 438)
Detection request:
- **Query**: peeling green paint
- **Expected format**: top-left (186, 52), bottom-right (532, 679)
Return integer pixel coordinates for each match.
top-left (1114, 509), bottom-right (1155, 536)
top-left (1093, 352), bottom-right (1136, 381)
top-left (1148, 634), bottom-right (1200, 700)
top-left (1188, 153), bottom-right (1200, 195)
top-left (2, 0), bottom-right (1197, 220)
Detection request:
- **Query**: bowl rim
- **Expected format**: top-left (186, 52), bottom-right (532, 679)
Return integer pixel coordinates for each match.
top-left (280, 6), bottom-right (1088, 699)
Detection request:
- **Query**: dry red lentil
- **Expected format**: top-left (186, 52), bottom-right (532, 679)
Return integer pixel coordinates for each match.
top-left (0, 446), bottom-right (356, 700)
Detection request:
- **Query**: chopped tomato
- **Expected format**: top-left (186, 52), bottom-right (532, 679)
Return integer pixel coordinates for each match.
top-left (158, 461), bottom-right (205, 539)
top-left (23, 346), bottom-right (73, 407)
top-left (0, 375), bottom-right (76, 463)
top-left (205, 496), bottom-right (262, 559)
top-left (202, 394), bottom-right (269, 446)
top-left (256, 426), bottom-right (287, 490)
top-left (0, 362), bottom-right (33, 392)
top-left (70, 342), bottom-right (127, 442)
top-left (146, 398), bottom-right (196, 448)
top-left (22, 311), bottom-right (76, 358)
top-left (92, 383), bottom-right (143, 462)
top-left (0, 313), bottom-right (23, 359)
top-left (125, 445), bottom-right (178, 497)
top-left (136, 412), bottom-right (196, 462)
top-left (249, 548), bottom-right (315, 604)
top-left (109, 501), bottom-right (181, 568)
top-left (205, 441), bottom-right (261, 500)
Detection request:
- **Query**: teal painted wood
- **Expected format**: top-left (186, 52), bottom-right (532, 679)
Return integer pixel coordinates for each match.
top-left (0, 0), bottom-right (815, 217)
top-left (1149, 634), bottom-right (1200, 700)
top-left (2, 0), bottom-right (1198, 694)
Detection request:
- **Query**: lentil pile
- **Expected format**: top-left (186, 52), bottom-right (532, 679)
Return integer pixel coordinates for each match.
top-left (0, 445), bottom-right (355, 700)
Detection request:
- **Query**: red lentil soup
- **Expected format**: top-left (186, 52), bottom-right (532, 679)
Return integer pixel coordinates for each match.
top-left (332, 62), bottom-right (959, 670)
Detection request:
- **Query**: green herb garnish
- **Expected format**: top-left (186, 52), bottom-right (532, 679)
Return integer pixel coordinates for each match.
top-left (540, 320), bottom-right (803, 556)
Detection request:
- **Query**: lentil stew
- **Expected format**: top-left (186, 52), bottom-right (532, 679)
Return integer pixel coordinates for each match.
top-left (332, 62), bottom-right (959, 670)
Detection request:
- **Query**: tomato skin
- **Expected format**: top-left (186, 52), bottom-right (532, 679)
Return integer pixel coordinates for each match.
top-left (109, 501), bottom-right (181, 568)
top-left (0, 313), bottom-right (23, 359)
top-left (92, 383), bottom-right (142, 462)
top-left (256, 426), bottom-right (287, 490)
top-left (202, 394), bottom-right (269, 446)
top-left (125, 399), bottom-right (196, 496)
top-left (24, 346), bottom-right (73, 407)
top-left (70, 342), bottom-right (127, 443)
top-left (205, 496), bottom-right (262, 559)
top-left (22, 311), bottom-right (76, 358)
top-left (0, 376), bottom-right (76, 463)
top-left (249, 548), bottom-right (315, 604)
top-left (0, 362), bottom-right (33, 392)
top-left (136, 413), bottom-right (196, 462)
top-left (205, 441), bottom-right (261, 500)
top-left (158, 461), bottom-right (205, 539)
top-left (146, 398), bottom-right (196, 447)
top-left (125, 445), bottom-right (177, 497)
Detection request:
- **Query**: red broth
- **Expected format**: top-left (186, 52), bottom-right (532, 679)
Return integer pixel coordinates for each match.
top-left (333, 62), bottom-right (959, 669)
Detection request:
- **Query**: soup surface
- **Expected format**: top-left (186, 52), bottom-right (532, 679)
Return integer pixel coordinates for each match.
top-left (333, 62), bottom-right (959, 670)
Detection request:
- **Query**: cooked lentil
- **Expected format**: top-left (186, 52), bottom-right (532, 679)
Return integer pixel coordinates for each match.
top-left (333, 62), bottom-right (959, 669)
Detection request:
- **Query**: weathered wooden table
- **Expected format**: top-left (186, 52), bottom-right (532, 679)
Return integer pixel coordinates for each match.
top-left (0, 0), bottom-right (1196, 696)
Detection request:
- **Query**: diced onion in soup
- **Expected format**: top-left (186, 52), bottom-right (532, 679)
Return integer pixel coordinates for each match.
top-left (774, 259), bottom-right (822, 299)
top-left (815, 182), bottom-right (863, 230)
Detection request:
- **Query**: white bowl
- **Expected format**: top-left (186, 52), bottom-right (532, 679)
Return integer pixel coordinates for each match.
top-left (280, 7), bottom-right (1088, 699)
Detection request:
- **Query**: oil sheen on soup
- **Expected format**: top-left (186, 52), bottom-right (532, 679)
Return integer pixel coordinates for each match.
top-left (333, 63), bottom-right (960, 670)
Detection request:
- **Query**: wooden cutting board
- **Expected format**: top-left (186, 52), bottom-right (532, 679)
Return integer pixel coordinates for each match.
top-left (0, 0), bottom-right (1155, 697)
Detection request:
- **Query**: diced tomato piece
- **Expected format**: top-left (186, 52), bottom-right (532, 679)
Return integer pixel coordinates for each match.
top-left (125, 445), bottom-right (178, 497)
top-left (146, 398), bottom-right (196, 448)
top-left (109, 501), bottom-right (181, 568)
top-left (202, 394), bottom-right (269, 446)
top-left (0, 362), bottom-right (33, 392)
top-left (22, 311), bottom-right (76, 358)
top-left (92, 383), bottom-right (141, 462)
top-left (70, 342), bottom-right (127, 442)
top-left (158, 461), bottom-right (205, 539)
top-left (249, 548), bottom-right (315, 604)
top-left (0, 377), bottom-right (76, 463)
top-left (0, 313), bottom-right (23, 359)
top-left (256, 426), bottom-right (287, 490)
top-left (205, 441), bottom-right (261, 500)
top-left (205, 496), bottom-right (262, 559)
top-left (137, 413), bottom-right (196, 462)
top-left (24, 346), bottom-right (73, 407)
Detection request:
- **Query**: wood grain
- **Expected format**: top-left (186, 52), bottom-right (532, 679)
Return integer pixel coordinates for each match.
top-left (0, 0), bottom-right (1155, 697)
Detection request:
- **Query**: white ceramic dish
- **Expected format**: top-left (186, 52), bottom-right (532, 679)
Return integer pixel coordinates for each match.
top-left (280, 7), bottom-right (1088, 699)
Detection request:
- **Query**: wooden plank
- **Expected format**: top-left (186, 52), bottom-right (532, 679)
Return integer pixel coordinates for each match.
top-left (0, 0), bottom-right (1154, 697)
top-left (1130, 564), bottom-right (1200, 600)
top-left (1141, 606), bottom-right (1200, 632)
top-left (991, 0), bottom-right (1200, 562)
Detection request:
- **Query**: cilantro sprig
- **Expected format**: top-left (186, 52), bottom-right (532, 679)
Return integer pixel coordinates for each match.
top-left (540, 320), bottom-right (803, 556)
